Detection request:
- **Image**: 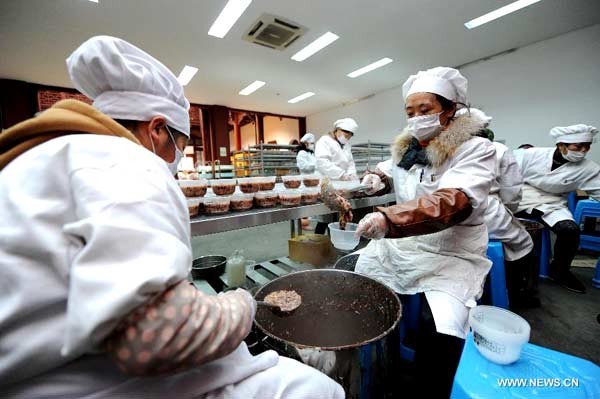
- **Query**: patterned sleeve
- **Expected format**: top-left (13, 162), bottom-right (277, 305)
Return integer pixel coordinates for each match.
top-left (104, 281), bottom-right (255, 375)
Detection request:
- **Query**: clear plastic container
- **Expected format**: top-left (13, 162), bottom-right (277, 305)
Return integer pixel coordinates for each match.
top-left (468, 305), bottom-right (531, 365)
top-left (178, 179), bottom-right (208, 197)
top-left (328, 222), bottom-right (360, 251)
top-left (302, 174), bottom-right (320, 187)
top-left (279, 190), bottom-right (302, 207)
top-left (226, 250), bottom-right (246, 288)
top-left (186, 198), bottom-right (203, 217)
top-left (255, 190), bottom-right (278, 208)
top-left (210, 179), bottom-right (237, 196)
top-left (204, 196), bottom-right (231, 214)
top-left (301, 187), bottom-right (320, 204)
top-left (258, 176), bottom-right (277, 191)
top-left (237, 177), bottom-right (261, 193)
top-left (230, 193), bottom-right (254, 211)
top-left (282, 175), bottom-right (302, 189)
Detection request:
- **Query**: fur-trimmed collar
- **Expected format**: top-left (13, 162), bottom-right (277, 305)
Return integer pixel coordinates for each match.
top-left (391, 113), bottom-right (489, 168)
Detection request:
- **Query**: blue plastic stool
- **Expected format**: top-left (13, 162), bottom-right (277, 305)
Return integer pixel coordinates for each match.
top-left (573, 199), bottom-right (600, 251)
top-left (485, 240), bottom-right (509, 310)
top-left (539, 227), bottom-right (552, 278)
top-left (568, 191), bottom-right (577, 214)
top-left (398, 294), bottom-right (420, 362)
top-left (451, 333), bottom-right (600, 399)
top-left (593, 258), bottom-right (600, 289)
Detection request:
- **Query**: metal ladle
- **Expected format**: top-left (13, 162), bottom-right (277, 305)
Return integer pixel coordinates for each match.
top-left (257, 290), bottom-right (302, 314)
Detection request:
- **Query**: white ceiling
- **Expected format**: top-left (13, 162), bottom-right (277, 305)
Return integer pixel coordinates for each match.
top-left (1, 0), bottom-right (599, 117)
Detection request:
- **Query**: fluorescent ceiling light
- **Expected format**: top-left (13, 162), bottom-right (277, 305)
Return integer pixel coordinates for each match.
top-left (291, 32), bottom-right (339, 62)
top-left (88, 0), bottom-right (98, 3)
top-left (288, 92), bottom-right (315, 104)
top-left (208, 0), bottom-right (252, 38)
top-left (346, 57), bottom-right (393, 78)
top-left (239, 80), bottom-right (265, 96)
top-left (177, 65), bottom-right (199, 86)
top-left (465, 0), bottom-right (542, 29)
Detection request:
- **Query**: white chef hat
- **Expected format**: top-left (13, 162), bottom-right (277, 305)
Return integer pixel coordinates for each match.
top-left (550, 124), bottom-right (598, 144)
top-left (402, 66), bottom-right (468, 106)
top-left (333, 118), bottom-right (358, 134)
top-left (300, 133), bottom-right (315, 143)
top-left (66, 35), bottom-right (191, 137)
top-left (455, 107), bottom-right (492, 125)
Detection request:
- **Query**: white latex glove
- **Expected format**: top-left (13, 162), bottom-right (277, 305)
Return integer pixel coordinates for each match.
top-left (355, 212), bottom-right (388, 240)
top-left (236, 288), bottom-right (257, 319)
top-left (340, 173), bottom-right (358, 181)
top-left (361, 174), bottom-right (382, 195)
top-left (297, 347), bottom-right (337, 376)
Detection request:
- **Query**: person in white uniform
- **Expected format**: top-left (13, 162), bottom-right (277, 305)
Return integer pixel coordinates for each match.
top-left (314, 118), bottom-right (359, 233)
top-left (514, 124), bottom-right (600, 294)
top-left (0, 36), bottom-right (344, 399)
top-left (456, 108), bottom-right (535, 307)
top-left (356, 67), bottom-right (496, 398)
top-left (296, 132), bottom-right (317, 174)
top-left (315, 118), bottom-right (358, 181)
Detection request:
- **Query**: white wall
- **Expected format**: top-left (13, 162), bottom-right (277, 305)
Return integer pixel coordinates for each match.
top-left (228, 122), bottom-right (258, 151)
top-left (307, 24), bottom-right (600, 162)
top-left (264, 116), bottom-right (299, 145)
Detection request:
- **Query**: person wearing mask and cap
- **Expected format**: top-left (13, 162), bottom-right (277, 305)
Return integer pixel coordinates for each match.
top-left (514, 124), bottom-right (600, 294)
top-left (0, 36), bottom-right (343, 399)
top-left (355, 67), bottom-right (496, 397)
top-left (456, 108), bottom-right (535, 307)
top-left (315, 117), bottom-right (358, 181)
top-left (296, 132), bottom-right (317, 174)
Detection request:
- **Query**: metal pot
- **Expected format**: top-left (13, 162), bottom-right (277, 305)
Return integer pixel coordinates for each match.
top-left (191, 255), bottom-right (226, 280)
top-left (253, 269), bottom-right (401, 398)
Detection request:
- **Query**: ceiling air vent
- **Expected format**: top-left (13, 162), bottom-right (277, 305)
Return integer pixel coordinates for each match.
top-left (243, 13), bottom-right (306, 51)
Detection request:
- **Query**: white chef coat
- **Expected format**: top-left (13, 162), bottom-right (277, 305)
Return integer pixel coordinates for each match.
top-left (0, 135), bottom-right (342, 398)
top-left (514, 147), bottom-right (600, 226)
top-left (315, 135), bottom-right (356, 179)
top-left (484, 142), bottom-right (533, 261)
top-left (296, 149), bottom-right (317, 174)
top-left (356, 137), bottom-right (495, 339)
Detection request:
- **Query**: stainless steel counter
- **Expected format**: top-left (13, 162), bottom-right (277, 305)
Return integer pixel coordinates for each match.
top-left (190, 193), bottom-right (396, 236)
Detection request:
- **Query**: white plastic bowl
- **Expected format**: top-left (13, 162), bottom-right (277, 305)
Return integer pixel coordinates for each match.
top-left (468, 305), bottom-right (531, 365)
top-left (328, 222), bottom-right (360, 251)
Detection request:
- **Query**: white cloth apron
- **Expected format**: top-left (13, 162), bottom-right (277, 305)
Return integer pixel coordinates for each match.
top-left (485, 194), bottom-right (533, 261)
top-left (296, 150), bottom-right (317, 174)
top-left (518, 184), bottom-right (573, 227)
top-left (356, 138), bottom-right (495, 339)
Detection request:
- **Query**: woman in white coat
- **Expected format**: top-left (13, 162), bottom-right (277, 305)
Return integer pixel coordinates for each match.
top-left (514, 124), bottom-right (600, 294)
top-left (296, 132), bottom-right (317, 174)
top-left (314, 118), bottom-right (359, 233)
top-left (0, 36), bottom-right (343, 399)
top-left (356, 67), bottom-right (496, 398)
top-left (315, 118), bottom-right (358, 181)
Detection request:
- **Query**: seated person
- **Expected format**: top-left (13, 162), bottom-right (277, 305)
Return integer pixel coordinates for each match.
top-left (514, 124), bottom-right (599, 293)
top-left (0, 35), bottom-right (343, 399)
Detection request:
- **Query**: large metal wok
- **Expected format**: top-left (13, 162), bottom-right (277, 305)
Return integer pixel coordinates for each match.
top-left (253, 269), bottom-right (401, 398)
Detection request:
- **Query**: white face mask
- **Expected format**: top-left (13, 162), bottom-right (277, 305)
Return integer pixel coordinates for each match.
top-left (337, 132), bottom-right (349, 145)
top-left (150, 125), bottom-right (184, 175)
top-left (407, 112), bottom-right (444, 142)
top-left (562, 150), bottom-right (586, 163)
